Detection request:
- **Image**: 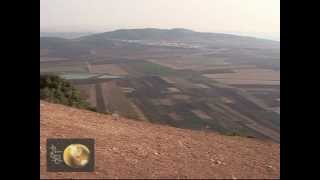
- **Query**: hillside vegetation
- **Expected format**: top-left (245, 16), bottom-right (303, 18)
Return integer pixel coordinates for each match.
top-left (40, 74), bottom-right (95, 111)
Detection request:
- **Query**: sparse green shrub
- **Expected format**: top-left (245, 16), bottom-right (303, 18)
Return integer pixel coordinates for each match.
top-left (224, 132), bottom-right (255, 138)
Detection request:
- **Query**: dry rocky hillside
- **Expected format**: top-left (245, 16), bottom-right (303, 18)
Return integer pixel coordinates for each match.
top-left (40, 101), bottom-right (280, 179)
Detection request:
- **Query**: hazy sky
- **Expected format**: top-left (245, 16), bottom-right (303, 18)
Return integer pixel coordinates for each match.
top-left (40, 0), bottom-right (280, 40)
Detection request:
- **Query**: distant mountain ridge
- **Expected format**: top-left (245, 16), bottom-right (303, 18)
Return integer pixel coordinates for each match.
top-left (40, 28), bottom-right (280, 64)
top-left (77, 28), bottom-right (279, 49)
top-left (40, 32), bottom-right (93, 39)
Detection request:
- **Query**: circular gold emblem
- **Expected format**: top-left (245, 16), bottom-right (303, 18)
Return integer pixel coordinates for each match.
top-left (63, 144), bottom-right (90, 168)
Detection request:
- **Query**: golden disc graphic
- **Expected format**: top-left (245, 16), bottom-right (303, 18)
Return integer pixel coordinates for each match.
top-left (63, 144), bottom-right (90, 168)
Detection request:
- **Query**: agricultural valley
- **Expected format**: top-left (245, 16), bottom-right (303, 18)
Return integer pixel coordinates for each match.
top-left (40, 28), bottom-right (280, 142)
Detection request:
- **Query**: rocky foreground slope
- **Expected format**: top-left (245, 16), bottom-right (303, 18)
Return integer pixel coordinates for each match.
top-left (40, 101), bottom-right (280, 179)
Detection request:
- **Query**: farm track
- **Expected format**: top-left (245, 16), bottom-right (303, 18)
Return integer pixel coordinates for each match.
top-left (95, 83), bottom-right (107, 112)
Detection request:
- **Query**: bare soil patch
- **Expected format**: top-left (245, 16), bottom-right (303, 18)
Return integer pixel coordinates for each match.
top-left (40, 101), bottom-right (280, 179)
top-left (204, 68), bottom-right (280, 85)
top-left (167, 87), bottom-right (181, 93)
top-left (90, 64), bottom-right (128, 75)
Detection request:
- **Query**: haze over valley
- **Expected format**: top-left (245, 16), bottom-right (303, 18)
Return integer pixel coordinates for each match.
top-left (40, 1), bottom-right (280, 178)
top-left (40, 28), bottom-right (280, 142)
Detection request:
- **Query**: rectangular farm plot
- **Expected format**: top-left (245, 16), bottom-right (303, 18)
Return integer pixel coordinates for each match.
top-left (99, 81), bottom-right (140, 119)
top-left (203, 68), bottom-right (280, 85)
top-left (171, 94), bottom-right (191, 101)
top-left (206, 68), bottom-right (280, 80)
top-left (127, 61), bottom-right (176, 76)
top-left (246, 89), bottom-right (280, 107)
top-left (147, 57), bottom-right (226, 71)
top-left (40, 61), bottom-right (89, 73)
top-left (40, 57), bottom-right (69, 62)
top-left (160, 77), bottom-right (176, 84)
top-left (60, 73), bottom-right (98, 80)
top-left (40, 66), bottom-right (88, 73)
top-left (221, 97), bottom-right (235, 104)
top-left (271, 107), bottom-right (280, 114)
top-left (151, 98), bottom-right (175, 106)
top-left (160, 77), bottom-right (196, 89)
top-left (89, 64), bottom-right (128, 75)
top-left (191, 110), bottom-right (212, 120)
top-left (194, 83), bottom-right (210, 89)
top-left (216, 79), bottom-right (280, 85)
top-left (166, 87), bottom-right (181, 93)
top-left (74, 84), bottom-right (97, 108)
top-left (168, 112), bottom-right (183, 122)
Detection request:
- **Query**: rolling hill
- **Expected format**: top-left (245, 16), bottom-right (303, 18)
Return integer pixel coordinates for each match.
top-left (80, 28), bottom-right (279, 49)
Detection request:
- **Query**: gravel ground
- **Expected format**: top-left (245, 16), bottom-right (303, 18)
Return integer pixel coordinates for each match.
top-left (40, 101), bottom-right (280, 179)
